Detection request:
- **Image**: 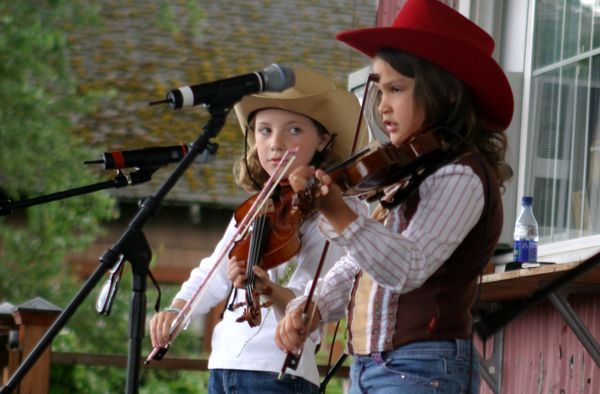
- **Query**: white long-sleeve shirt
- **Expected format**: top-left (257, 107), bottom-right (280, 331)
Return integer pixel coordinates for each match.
top-left (175, 212), bottom-right (346, 386)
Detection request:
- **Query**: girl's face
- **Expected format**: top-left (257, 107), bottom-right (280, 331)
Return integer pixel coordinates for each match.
top-left (253, 108), bottom-right (330, 178)
top-left (373, 57), bottom-right (425, 147)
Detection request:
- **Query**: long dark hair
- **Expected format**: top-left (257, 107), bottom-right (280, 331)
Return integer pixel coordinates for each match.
top-left (374, 48), bottom-right (512, 187)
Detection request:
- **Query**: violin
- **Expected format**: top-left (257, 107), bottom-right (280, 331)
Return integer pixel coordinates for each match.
top-left (230, 186), bottom-right (303, 270)
top-left (145, 149), bottom-right (298, 363)
top-left (294, 128), bottom-right (453, 213)
top-left (228, 185), bottom-right (305, 326)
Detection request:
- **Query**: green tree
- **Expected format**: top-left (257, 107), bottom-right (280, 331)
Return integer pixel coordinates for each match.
top-left (1, 2), bottom-right (208, 392)
top-left (0, 1), bottom-right (118, 390)
top-left (0, 1), bottom-right (115, 304)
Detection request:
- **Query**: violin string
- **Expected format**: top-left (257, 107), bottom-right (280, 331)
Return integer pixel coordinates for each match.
top-left (239, 150), bottom-right (297, 240)
top-left (246, 213), bottom-right (267, 303)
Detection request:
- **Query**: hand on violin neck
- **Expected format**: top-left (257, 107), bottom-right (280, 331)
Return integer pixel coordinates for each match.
top-left (228, 257), bottom-right (274, 292)
top-left (289, 166), bottom-right (358, 234)
top-left (288, 167), bottom-right (338, 209)
top-left (227, 257), bottom-right (248, 289)
top-left (288, 166), bottom-right (317, 193)
top-left (249, 265), bottom-right (274, 294)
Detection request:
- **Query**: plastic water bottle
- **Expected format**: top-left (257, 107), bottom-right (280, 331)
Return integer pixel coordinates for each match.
top-left (513, 196), bottom-right (539, 262)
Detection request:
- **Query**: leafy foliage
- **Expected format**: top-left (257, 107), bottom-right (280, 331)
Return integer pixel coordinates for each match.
top-left (0, 1), bottom-right (213, 392)
top-left (0, 1), bottom-right (115, 302)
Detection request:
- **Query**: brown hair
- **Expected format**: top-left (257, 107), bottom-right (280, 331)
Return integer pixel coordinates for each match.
top-left (374, 49), bottom-right (512, 187)
top-left (233, 110), bottom-right (341, 193)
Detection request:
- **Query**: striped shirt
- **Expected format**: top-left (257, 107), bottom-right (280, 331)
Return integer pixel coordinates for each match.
top-left (311, 162), bottom-right (485, 354)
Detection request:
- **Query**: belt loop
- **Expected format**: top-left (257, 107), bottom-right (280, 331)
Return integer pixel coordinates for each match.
top-left (372, 352), bottom-right (383, 363)
top-left (455, 339), bottom-right (463, 358)
top-left (455, 339), bottom-right (469, 360)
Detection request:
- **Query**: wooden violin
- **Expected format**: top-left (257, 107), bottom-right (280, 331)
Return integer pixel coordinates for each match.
top-left (331, 128), bottom-right (450, 198)
top-left (293, 128), bottom-right (453, 215)
top-left (228, 185), bottom-right (305, 327)
top-left (145, 149), bottom-right (298, 363)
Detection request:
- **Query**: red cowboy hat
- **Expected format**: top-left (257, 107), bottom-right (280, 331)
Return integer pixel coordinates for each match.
top-left (336, 0), bottom-right (514, 130)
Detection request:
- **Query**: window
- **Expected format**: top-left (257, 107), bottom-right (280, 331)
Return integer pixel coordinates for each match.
top-left (526, 0), bottom-right (600, 243)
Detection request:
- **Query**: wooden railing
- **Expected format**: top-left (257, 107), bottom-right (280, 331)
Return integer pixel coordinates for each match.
top-left (1, 297), bottom-right (348, 393)
top-left (51, 351), bottom-right (349, 376)
top-left (0, 298), bottom-right (61, 393)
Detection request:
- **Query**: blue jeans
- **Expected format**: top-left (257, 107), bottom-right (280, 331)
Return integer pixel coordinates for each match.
top-left (208, 369), bottom-right (319, 394)
top-left (349, 340), bottom-right (480, 394)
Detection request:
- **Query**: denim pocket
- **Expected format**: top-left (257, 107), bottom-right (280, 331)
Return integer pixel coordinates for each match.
top-left (382, 356), bottom-right (443, 390)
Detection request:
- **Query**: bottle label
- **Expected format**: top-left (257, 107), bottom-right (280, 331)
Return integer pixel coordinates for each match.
top-left (513, 240), bottom-right (538, 262)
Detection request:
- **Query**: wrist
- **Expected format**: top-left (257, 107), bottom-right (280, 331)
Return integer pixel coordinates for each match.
top-left (163, 306), bottom-right (182, 315)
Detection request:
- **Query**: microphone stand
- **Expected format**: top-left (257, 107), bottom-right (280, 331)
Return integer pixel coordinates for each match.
top-left (474, 249), bottom-right (600, 340)
top-left (0, 169), bottom-right (157, 216)
top-left (0, 103), bottom-right (230, 394)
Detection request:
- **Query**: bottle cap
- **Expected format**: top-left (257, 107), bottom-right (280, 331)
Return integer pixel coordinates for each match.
top-left (521, 196), bottom-right (533, 206)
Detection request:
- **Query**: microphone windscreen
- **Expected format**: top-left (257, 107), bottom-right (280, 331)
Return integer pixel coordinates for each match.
top-left (262, 64), bottom-right (295, 92)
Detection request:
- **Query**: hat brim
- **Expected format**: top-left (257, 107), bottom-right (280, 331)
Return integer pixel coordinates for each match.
top-left (234, 88), bottom-right (367, 159)
top-left (337, 28), bottom-right (514, 130)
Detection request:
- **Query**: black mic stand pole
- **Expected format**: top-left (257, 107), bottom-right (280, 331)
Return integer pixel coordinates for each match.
top-left (474, 250), bottom-right (600, 340)
top-left (0, 169), bottom-right (158, 216)
top-left (0, 103), bottom-right (231, 394)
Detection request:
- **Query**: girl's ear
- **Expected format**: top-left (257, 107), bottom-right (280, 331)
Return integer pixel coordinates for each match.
top-left (317, 133), bottom-right (333, 152)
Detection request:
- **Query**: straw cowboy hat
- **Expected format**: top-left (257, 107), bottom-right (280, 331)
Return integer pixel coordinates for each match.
top-left (234, 67), bottom-right (367, 160)
top-left (336, 0), bottom-right (514, 130)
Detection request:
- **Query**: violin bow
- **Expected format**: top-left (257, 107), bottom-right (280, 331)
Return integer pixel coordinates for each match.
top-left (278, 74), bottom-right (380, 376)
top-left (145, 148), bottom-right (298, 364)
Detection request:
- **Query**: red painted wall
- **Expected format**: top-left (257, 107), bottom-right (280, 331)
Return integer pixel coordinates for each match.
top-left (479, 296), bottom-right (600, 393)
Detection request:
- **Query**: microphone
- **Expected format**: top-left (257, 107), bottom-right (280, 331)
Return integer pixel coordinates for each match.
top-left (84, 143), bottom-right (217, 170)
top-left (150, 63), bottom-right (294, 109)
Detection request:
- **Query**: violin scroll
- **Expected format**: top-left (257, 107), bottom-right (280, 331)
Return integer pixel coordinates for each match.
top-left (233, 287), bottom-right (273, 327)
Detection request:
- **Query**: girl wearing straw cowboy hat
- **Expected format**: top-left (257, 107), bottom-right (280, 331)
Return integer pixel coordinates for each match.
top-left (150, 67), bottom-right (366, 393)
top-left (276, 0), bottom-right (514, 393)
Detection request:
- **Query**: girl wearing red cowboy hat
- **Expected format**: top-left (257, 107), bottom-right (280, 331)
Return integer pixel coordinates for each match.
top-left (276, 0), bottom-right (514, 393)
top-left (149, 68), bottom-right (367, 394)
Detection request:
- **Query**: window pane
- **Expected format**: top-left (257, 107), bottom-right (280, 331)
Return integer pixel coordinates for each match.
top-left (588, 55), bottom-right (600, 233)
top-left (594, 1), bottom-right (600, 49)
top-left (528, 53), bottom-right (600, 242)
top-left (564, 0), bottom-right (579, 57)
top-left (527, 69), bottom-right (563, 239)
top-left (527, 1), bottom-right (600, 244)
top-left (534, 0), bottom-right (564, 68)
top-left (564, 0), bottom-right (593, 57)
top-left (567, 59), bottom-right (592, 237)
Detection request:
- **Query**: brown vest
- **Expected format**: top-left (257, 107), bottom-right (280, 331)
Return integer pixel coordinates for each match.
top-left (347, 154), bottom-right (503, 353)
